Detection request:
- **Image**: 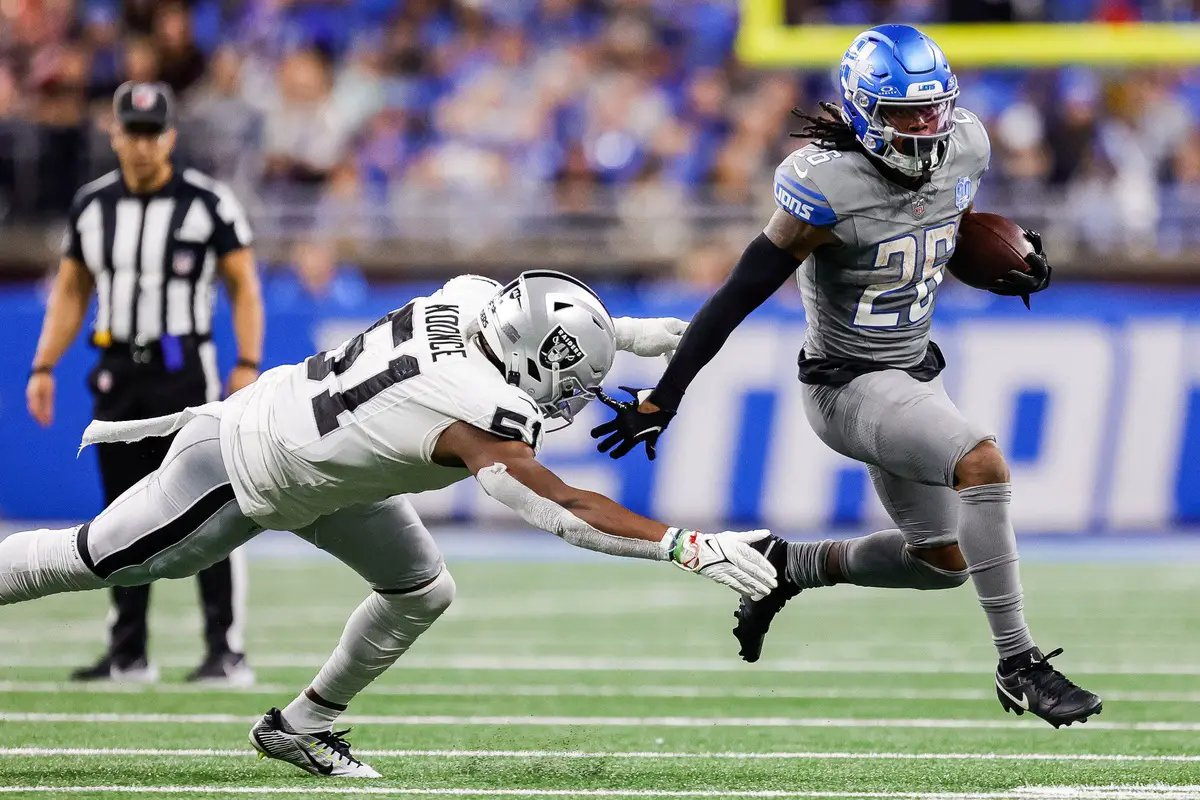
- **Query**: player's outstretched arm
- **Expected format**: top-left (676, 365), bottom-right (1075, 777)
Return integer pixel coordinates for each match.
top-left (613, 316), bottom-right (687, 360)
top-left (434, 422), bottom-right (777, 598)
top-left (591, 211), bottom-right (837, 460)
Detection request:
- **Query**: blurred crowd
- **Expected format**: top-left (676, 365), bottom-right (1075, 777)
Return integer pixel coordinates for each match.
top-left (2, 0), bottom-right (1200, 269)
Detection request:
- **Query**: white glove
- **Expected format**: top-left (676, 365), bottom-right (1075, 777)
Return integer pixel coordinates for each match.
top-left (614, 317), bottom-right (688, 361)
top-left (661, 528), bottom-right (777, 600)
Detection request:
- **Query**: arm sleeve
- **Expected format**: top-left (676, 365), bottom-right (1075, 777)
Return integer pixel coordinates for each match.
top-left (649, 233), bottom-right (801, 412)
top-left (475, 463), bottom-right (668, 561)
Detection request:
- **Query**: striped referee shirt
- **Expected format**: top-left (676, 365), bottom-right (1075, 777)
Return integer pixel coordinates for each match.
top-left (64, 167), bottom-right (253, 345)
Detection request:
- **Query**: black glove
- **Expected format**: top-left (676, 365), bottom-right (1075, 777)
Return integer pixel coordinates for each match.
top-left (590, 386), bottom-right (676, 460)
top-left (988, 229), bottom-right (1051, 309)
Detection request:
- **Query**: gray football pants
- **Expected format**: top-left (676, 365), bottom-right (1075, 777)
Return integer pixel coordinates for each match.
top-left (803, 370), bottom-right (995, 548)
top-left (75, 415), bottom-right (445, 595)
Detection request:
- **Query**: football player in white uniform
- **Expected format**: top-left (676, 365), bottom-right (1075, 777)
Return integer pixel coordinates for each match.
top-left (0, 271), bottom-right (775, 778)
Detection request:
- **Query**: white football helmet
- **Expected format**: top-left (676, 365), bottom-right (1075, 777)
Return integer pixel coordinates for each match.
top-left (478, 270), bottom-right (616, 424)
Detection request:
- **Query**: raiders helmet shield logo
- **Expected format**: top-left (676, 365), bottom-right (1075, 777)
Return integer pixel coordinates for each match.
top-left (538, 325), bottom-right (586, 370)
top-left (132, 84), bottom-right (158, 111)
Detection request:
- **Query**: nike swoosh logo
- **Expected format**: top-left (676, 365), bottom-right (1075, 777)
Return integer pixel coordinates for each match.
top-left (301, 744), bottom-right (335, 776)
top-left (793, 163), bottom-right (809, 179)
top-left (636, 426), bottom-right (663, 436)
top-left (996, 681), bottom-right (1030, 710)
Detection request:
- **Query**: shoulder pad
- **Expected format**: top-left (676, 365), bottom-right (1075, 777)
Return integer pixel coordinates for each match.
top-left (772, 148), bottom-right (839, 227)
top-left (433, 274), bottom-right (502, 308)
top-left (951, 107), bottom-right (991, 175)
top-left (479, 387), bottom-right (545, 453)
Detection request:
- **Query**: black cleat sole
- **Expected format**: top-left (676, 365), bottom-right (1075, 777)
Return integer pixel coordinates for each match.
top-left (996, 685), bottom-right (1103, 728)
top-left (732, 608), bottom-right (763, 664)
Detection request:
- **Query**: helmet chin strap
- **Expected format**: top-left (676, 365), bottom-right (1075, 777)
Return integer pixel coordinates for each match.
top-left (504, 350), bottom-right (523, 388)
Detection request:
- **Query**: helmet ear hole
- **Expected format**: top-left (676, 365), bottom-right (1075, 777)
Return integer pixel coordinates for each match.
top-left (526, 358), bottom-right (542, 382)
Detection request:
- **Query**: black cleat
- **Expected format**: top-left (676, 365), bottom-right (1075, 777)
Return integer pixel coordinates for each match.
top-left (995, 647), bottom-right (1103, 728)
top-left (732, 534), bottom-right (800, 663)
top-left (186, 651), bottom-right (256, 686)
top-left (69, 654), bottom-right (158, 683)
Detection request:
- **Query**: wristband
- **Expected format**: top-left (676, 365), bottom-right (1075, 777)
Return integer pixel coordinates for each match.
top-left (29, 365), bottom-right (52, 378)
top-left (235, 358), bottom-right (260, 371)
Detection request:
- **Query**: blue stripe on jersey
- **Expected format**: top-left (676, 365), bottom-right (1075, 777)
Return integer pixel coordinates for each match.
top-left (778, 173), bottom-right (832, 206)
top-left (773, 183), bottom-right (838, 226)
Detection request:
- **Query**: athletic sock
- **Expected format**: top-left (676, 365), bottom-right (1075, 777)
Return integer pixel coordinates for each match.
top-left (956, 483), bottom-right (1036, 659)
top-left (281, 690), bottom-right (343, 734)
top-left (282, 569), bottom-right (456, 734)
top-left (784, 539), bottom-right (835, 589)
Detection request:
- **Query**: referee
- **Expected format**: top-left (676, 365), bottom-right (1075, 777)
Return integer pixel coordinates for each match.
top-left (25, 82), bottom-right (265, 685)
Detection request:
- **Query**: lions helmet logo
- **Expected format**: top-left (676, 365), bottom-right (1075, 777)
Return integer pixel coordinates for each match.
top-left (131, 84), bottom-right (158, 111)
top-left (538, 325), bottom-right (586, 370)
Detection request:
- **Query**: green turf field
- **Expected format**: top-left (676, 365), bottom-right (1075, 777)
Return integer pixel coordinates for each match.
top-left (0, 555), bottom-right (1197, 799)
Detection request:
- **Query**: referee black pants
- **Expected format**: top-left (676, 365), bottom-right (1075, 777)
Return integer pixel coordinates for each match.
top-left (89, 341), bottom-right (245, 663)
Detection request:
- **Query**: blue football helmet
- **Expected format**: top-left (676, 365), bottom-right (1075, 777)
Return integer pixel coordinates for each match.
top-left (838, 24), bottom-right (960, 177)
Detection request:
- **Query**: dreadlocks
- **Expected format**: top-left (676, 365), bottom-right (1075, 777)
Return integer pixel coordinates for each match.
top-left (790, 102), bottom-right (860, 152)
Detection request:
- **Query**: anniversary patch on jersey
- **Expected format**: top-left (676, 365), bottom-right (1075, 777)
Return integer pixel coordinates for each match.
top-left (955, 176), bottom-right (972, 210)
top-left (538, 325), bottom-right (585, 370)
top-left (423, 303), bottom-right (467, 361)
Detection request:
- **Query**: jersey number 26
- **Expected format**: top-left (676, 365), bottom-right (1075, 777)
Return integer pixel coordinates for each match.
top-left (854, 223), bottom-right (956, 329)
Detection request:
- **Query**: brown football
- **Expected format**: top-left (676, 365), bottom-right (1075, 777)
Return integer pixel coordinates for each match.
top-left (946, 212), bottom-right (1034, 290)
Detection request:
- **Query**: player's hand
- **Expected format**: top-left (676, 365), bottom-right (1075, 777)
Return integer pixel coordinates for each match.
top-left (26, 372), bottom-right (55, 428)
top-left (225, 365), bottom-right (259, 396)
top-left (591, 387), bottom-right (675, 460)
top-left (988, 229), bottom-right (1051, 309)
top-left (613, 317), bottom-right (688, 361)
top-left (663, 528), bottom-right (778, 599)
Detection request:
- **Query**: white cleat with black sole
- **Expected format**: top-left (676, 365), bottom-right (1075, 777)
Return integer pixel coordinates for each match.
top-left (249, 707), bottom-right (381, 778)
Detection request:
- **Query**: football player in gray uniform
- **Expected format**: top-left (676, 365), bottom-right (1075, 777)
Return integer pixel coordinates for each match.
top-left (591, 25), bottom-right (1100, 728)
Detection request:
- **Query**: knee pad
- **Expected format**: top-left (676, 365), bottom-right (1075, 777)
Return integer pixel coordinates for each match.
top-left (375, 567), bottom-right (456, 622)
top-left (903, 548), bottom-right (969, 590)
top-left (0, 527), bottom-right (104, 605)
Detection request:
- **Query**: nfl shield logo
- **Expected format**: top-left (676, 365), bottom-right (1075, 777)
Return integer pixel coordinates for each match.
top-left (955, 177), bottom-right (971, 210)
top-left (132, 84), bottom-right (158, 111)
top-left (912, 195), bottom-right (926, 218)
top-left (173, 251), bottom-right (195, 276)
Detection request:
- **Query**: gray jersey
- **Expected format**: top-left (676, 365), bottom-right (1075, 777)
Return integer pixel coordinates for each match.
top-left (773, 108), bottom-right (990, 367)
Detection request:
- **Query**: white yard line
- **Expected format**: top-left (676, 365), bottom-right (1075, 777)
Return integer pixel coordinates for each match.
top-left (0, 712), bottom-right (1192, 731)
top-left (0, 681), bottom-right (1192, 704)
top-left (5, 655), bottom-right (1200, 675)
top-left (2, 747), bottom-right (1199, 764)
top-left (0, 787), bottom-right (1197, 799)
top-left (0, 789), bottom-right (1193, 800)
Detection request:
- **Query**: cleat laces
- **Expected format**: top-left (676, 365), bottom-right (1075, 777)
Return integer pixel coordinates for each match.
top-left (1016, 648), bottom-right (1080, 703)
top-left (310, 728), bottom-right (364, 769)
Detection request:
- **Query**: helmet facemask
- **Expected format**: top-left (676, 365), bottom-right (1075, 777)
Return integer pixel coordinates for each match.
top-left (854, 88), bottom-right (957, 176)
top-left (851, 86), bottom-right (958, 178)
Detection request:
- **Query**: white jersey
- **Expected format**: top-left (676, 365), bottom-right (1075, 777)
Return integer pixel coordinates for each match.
top-left (218, 281), bottom-right (543, 531)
